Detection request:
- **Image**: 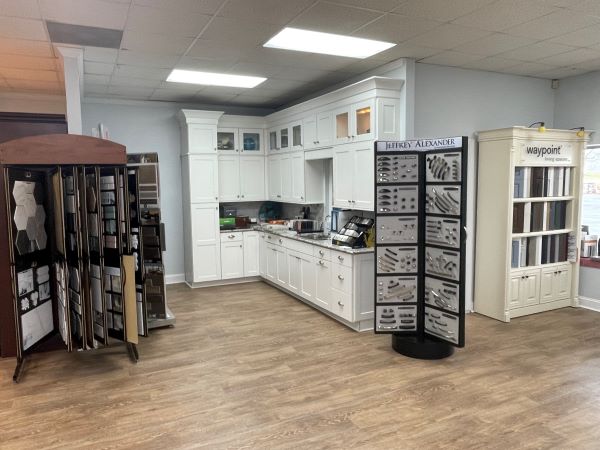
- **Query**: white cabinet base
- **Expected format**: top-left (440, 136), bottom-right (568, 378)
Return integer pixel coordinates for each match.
top-left (186, 277), bottom-right (262, 289)
top-left (506, 298), bottom-right (574, 320)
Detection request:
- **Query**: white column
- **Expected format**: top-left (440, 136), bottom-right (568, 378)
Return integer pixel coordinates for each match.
top-left (56, 46), bottom-right (83, 135)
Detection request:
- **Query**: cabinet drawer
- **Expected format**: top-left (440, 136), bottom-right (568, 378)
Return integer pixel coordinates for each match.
top-left (286, 238), bottom-right (313, 256)
top-left (313, 246), bottom-right (331, 260)
top-left (331, 250), bottom-right (352, 267)
top-left (330, 288), bottom-right (353, 322)
top-left (331, 263), bottom-right (353, 293)
top-left (221, 232), bottom-right (243, 243)
top-left (264, 233), bottom-right (283, 246)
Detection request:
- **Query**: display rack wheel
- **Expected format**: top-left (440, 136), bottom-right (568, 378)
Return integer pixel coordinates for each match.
top-left (392, 334), bottom-right (454, 360)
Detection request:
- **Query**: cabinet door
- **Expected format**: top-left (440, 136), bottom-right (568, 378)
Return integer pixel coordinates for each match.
top-left (191, 204), bottom-right (221, 282)
top-left (279, 126), bottom-right (290, 151)
top-left (540, 268), bottom-right (555, 303)
top-left (268, 156), bottom-right (281, 200)
top-left (188, 124), bottom-right (216, 154)
top-left (239, 156), bottom-right (265, 201)
top-left (189, 155), bottom-right (219, 203)
top-left (218, 155), bottom-right (240, 201)
top-left (221, 241), bottom-right (244, 279)
top-left (316, 111), bottom-right (333, 147)
top-left (276, 247), bottom-right (288, 286)
top-left (554, 266), bottom-right (572, 300)
top-left (352, 146), bottom-right (374, 211)
top-left (280, 154), bottom-right (293, 201)
top-left (287, 251), bottom-right (301, 295)
top-left (259, 233), bottom-right (267, 277)
top-left (268, 129), bottom-right (278, 153)
top-left (521, 271), bottom-right (540, 306)
top-left (508, 273), bottom-right (523, 309)
top-left (291, 152), bottom-right (305, 203)
top-left (300, 254), bottom-right (316, 303)
top-left (376, 97), bottom-right (401, 141)
top-left (315, 259), bottom-right (331, 310)
top-left (243, 231), bottom-right (260, 277)
top-left (266, 244), bottom-right (277, 282)
top-left (303, 115), bottom-right (317, 150)
top-left (352, 99), bottom-right (374, 142)
top-left (240, 128), bottom-right (263, 154)
top-left (291, 121), bottom-right (303, 150)
top-left (217, 128), bottom-right (239, 154)
top-left (333, 147), bottom-right (354, 208)
top-left (334, 106), bottom-right (351, 145)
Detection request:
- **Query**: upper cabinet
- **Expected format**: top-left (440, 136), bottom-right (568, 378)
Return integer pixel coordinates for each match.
top-left (268, 128), bottom-right (278, 153)
top-left (291, 121), bottom-right (303, 150)
top-left (218, 127), bottom-right (265, 155)
top-left (178, 110), bottom-right (224, 155)
top-left (217, 128), bottom-right (238, 153)
top-left (279, 125), bottom-right (290, 151)
top-left (316, 111), bottom-right (334, 148)
top-left (334, 99), bottom-right (375, 144)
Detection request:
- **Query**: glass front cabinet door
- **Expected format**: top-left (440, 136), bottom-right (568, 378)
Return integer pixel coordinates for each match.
top-left (353, 100), bottom-right (374, 142)
top-left (268, 129), bottom-right (278, 152)
top-left (240, 128), bottom-right (263, 154)
top-left (217, 128), bottom-right (238, 153)
top-left (291, 122), bottom-right (302, 150)
top-left (334, 107), bottom-right (350, 144)
top-left (280, 126), bottom-right (289, 150)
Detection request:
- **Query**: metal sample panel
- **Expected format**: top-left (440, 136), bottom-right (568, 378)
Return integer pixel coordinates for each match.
top-left (425, 247), bottom-right (460, 281)
top-left (426, 152), bottom-right (462, 182)
top-left (424, 307), bottom-right (459, 345)
top-left (424, 277), bottom-right (459, 313)
top-left (425, 217), bottom-right (460, 248)
top-left (376, 305), bottom-right (417, 332)
top-left (376, 216), bottom-right (418, 244)
top-left (376, 246), bottom-right (418, 274)
top-left (377, 276), bottom-right (418, 303)
top-left (425, 185), bottom-right (461, 216)
top-left (376, 154), bottom-right (419, 183)
top-left (376, 185), bottom-right (418, 214)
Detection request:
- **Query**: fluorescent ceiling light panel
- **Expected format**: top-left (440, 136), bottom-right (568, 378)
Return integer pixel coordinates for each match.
top-left (263, 27), bottom-right (395, 59)
top-left (167, 69), bottom-right (266, 88)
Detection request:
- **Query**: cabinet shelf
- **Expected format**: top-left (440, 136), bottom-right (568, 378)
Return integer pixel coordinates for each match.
top-left (513, 196), bottom-right (574, 203)
top-left (512, 228), bottom-right (572, 238)
top-left (511, 261), bottom-right (573, 272)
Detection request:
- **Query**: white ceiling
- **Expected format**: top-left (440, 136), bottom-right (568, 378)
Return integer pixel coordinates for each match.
top-left (1, 0), bottom-right (600, 108)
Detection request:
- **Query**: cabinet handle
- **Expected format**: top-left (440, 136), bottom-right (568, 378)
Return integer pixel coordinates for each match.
top-left (228, 234), bottom-right (235, 238)
top-left (215, 196), bottom-right (218, 200)
top-left (241, 195), bottom-right (244, 198)
top-left (318, 260), bottom-right (324, 266)
top-left (338, 256), bottom-right (344, 262)
top-left (319, 250), bottom-right (324, 255)
top-left (240, 245), bottom-right (242, 248)
top-left (278, 239), bottom-right (282, 244)
top-left (338, 275), bottom-right (344, 280)
top-left (237, 195), bottom-right (240, 198)
top-left (301, 196), bottom-right (304, 200)
top-left (338, 301), bottom-right (344, 306)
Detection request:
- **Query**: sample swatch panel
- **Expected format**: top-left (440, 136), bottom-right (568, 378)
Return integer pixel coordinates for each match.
top-left (425, 185), bottom-right (461, 216)
top-left (426, 152), bottom-right (461, 182)
top-left (376, 154), bottom-right (419, 183)
top-left (376, 275), bottom-right (418, 303)
top-left (425, 246), bottom-right (461, 281)
top-left (425, 217), bottom-right (460, 248)
top-left (376, 216), bottom-right (418, 244)
top-left (376, 185), bottom-right (419, 214)
top-left (424, 277), bottom-right (459, 313)
top-left (376, 246), bottom-right (418, 274)
top-left (376, 305), bottom-right (417, 332)
top-left (424, 307), bottom-right (459, 345)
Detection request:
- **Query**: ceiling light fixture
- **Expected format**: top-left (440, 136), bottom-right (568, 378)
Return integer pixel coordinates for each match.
top-left (166, 69), bottom-right (267, 88)
top-left (263, 27), bottom-right (395, 59)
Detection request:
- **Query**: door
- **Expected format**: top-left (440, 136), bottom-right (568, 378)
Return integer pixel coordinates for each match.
top-left (540, 268), bottom-right (555, 303)
top-left (189, 155), bottom-right (219, 203)
top-left (276, 246), bottom-right (288, 287)
top-left (352, 145), bottom-right (374, 211)
top-left (221, 241), bottom-right (244, 279)
top-left (376, 97), bottom-right (401, 141)
top-left (218, 155), bottom-right (240, 201)
top-left (334, 105), bottom-right (351, 145)
top-left (521, 271), bottom-right (540, 306)
top-left (554, 266), bottom-right (571, 299)
top-left (291, 121), bottom-right (303, 151)
top-left (316, 111), bottom-right (333, 147)
top-left (333, 147), bottom-right (354, 208)
top-left (315, 259), bottom-right (331, 310)
top-left (287, 251), bottom-right (301, 295)
top-left (303, 115), bottom-right (317, 150)
top-left (280, 154), bottom-right (293, 202)
top-left (266, 243), bottom-right (277, 282)
top-left (268, 128), bottom-right (278, 153)
top-left (239, 156), bottom-right (265, 201)
top-left (243, 231), bottom-right (260, 277)
top-left (217, 127), bottom-right (239, 154)
top-left (240, 128), bottom-right (263, 155)
top-left (268, 155), bottom-right (281, 200)
top-left (188, 124), bottom-right (216, 153)
top-left (508, 273), bottom-right (522, 309)
top-left (191, 204), bottom-right (221, 282)
top-left (259, 233), bottom-right (267, 277)
top-left (300, 254), bottom-right (316, 303)
top-left (352, 99), bottom-right (374, 142)
top-left (291, 152), bottom-right (305, 203)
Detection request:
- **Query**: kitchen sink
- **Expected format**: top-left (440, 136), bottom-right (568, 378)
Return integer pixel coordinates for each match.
top-left (300, 233), bottom-right (331, 241)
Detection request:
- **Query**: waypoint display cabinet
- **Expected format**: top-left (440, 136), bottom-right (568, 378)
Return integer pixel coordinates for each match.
top-left (474, 127), bottom-right (588, 322)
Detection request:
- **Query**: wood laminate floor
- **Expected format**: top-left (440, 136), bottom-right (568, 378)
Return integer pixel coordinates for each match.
top-left (1, 282), bottom-right (600, 449)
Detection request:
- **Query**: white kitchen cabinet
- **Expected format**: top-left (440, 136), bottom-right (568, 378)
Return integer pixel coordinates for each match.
top-left (508, 270), bottom-right (540, 309)
top-left (268, 155), bottom-right (282, 200)
top-left (376, 97), bottom-right (401, 141)
top-left (279, 125), bottom-right (290, 151)
top-left (334, 106), bottom-right (350, 145)
top-left (189, 155), bottom-right (219, 203)
top-left (217, 127), bottom-right (239, 154)
top-left (333, 143), bottom-right (373, 211)
top-left (275, 245), bottom-right (288, 287)
top-left (268, 128), bottom-right (278, 153)
top-left (191, 204), bottom-right (221, 283)
top-left (291, 121), bottom-right (303, 150)
top-left (239, 156), bottom-right (265, 201)
top-left (266, 243), bottom-right (278, 282)
top-left (316, 111), bottom-right (333, 147)
top-left (287, 250), bottom-right (302, 296)
top-left (291, 152), bottom-right (305, 203)
top-left (243, 231), bottom-right (260, 277)
top-left (299, 254), bottom-right (316, 303)
top-left (259, 233), bottom-right (268, 277)
top-left (187, 124), bottom-right (217, 154)
top-left (280, 154), bottom-right (293, 201)
top-left (352, 99), bottom-right (375, 142)
top-left (333, 146), bottom-right (354, 208)
top-left (330, 289), bottom-right (353, 322)
top-left (303, 115), bottom-right (317, 150)
top-left (540, 265), bottom-right (572, 304)
top-left (218, 155), bottom-right (240, 201)
top-left (240, 128), bottom-right (263, 154)
top-left (352, 145), bottom-right (374, 210)
top-left (269, 153), bottom-right (324, 204)
top-left (315, 258), bottom-right (331, 310)
top-left (221, 240), bottom-right (244, 279)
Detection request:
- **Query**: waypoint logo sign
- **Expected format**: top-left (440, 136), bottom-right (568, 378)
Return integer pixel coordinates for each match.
top-left (520, 141), bottom-right (572, 164)
top-left (525, 144), bottom-right (562, 157)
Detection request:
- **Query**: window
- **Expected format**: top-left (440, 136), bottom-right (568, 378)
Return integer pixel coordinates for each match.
top-left (582, 146), bottom-right (600, 235)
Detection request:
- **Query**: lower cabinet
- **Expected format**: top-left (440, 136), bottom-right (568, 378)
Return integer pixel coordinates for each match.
top-left (508, 264), bottom-right (572, 310)
top-left (220, 231), bottom-right (259, 280)
top-left (191, 203), bottom-right (221, 283)
top-left (508, 269), bottom-right (539, 309)
top-left (243, 231), bottom-right (259, 277)
top-left (540, 265), bottom-right (571, 304)
top-left (314, 258), bottom-right (331, 310)
top-left (221, 240), bottom-right (244, 279)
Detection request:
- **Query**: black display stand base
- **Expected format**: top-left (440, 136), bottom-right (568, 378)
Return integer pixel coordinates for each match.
top-left (392, 335), bottom-right (454, 360)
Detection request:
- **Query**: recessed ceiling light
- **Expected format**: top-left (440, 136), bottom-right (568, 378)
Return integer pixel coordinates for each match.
top-left (166, 69), bottom-right (267, 88)
top-left (263, 27), bottom-right (395, 59)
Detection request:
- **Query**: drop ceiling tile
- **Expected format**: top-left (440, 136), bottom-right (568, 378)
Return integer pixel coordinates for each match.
top-left (259, 78), bottom-right (306, 91)
top-left (0, 38), bottom-right (54, 57)
top-left (84, 46), bottom-right (118, 63)
top-left (499, 61), bottom-right (558, 76)
top-left (186, 39), bottom-right (259, 60)
top-left (117, 50), bottom-right (180, 68)
top-left (107, 85), bottom-right (155, 98)
top-left (227, 62), bottom-right (283, 78)
top-left (536, 66), bottom-right (591, 79)
top-left (452, 33), bottom-right (536, 56)
top-left (200, 17), bottom-right (280, 44)
top-left (393, 0), bottom-right (496, 22)
top-left (505, 10), bottom-right (600, 40)
top-left (0, 17), bottom-right (47, 41)
top-left (121, 32), bottom-right (194, 55)
top-left (452, 0), bottom-right (558, 32)
top-left (84, 61), bottom-right (114, 75)
top-left (337, 57), bottom-right (386, 74)
top-left (289, 2), bottom-right (382, 34)
top-left (231, 94), bottom-right (277, 106)
top-left (547, 24), bottom-right (600, 47)
top-left (196, 85), bottom-right (249, 96)
top-left (370, 43), bottom-right (440, 61)
top-left (218, 0), bottom-right (315, 25)
top-left (84, 83), bottom-right (109, 94)
top-left (126, 5), bottom-right (212, 38)
top-left (132, 0), bottom-right (224, 14)
top-left (113, 64), bottom-right (170, 80)
top-left (352, 12), bottom-right (441, 42)
top-left (193, 92), bottom-right (239, 103)
top-left (326, 0), bottom-right (401, 12)
top-left (159, 80), bottom-right (204, 92)
top-left (498, 42), bottom-right (576, 61)
top-left (272, 66), bottom-right (336, 82)
top-left (0, 55), bottom-right (57, 70)
top-left (418, 51), bottom-right (482, 67)
top-left (5, 79), bottom-right (64, 93)
top-left (560, 0), bottom-right (600, 15)
top-left (0, 68), bottom-right (57, 82)
top-left (572, 57), bottom-right (600, 70)
top-left (149, 89), bottom-right (198, 102)
top-left (85, 73), bottom-right (111, 84)
top-left (459, 56), bottom-right (524, 71)
top-left (537, 48), bottom-right (600, 66)
top-left (242, 47), bottom-right (353, 71)
top-left (110, 75), bottom-right (162, 88)
top-left (404, 24), bottom-right (492, 50)
top-left (0, 0), bottom-right (41, 19)
top-left (39, 0), bottom-right (130, 29)
top-left (176, 56), bottom-right (238, 73)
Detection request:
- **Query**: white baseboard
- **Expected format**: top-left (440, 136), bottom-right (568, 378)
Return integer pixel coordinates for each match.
top-left (578, 296), bottom-right (600, 313)
top-left (165, 273), bottom-right (185, 285)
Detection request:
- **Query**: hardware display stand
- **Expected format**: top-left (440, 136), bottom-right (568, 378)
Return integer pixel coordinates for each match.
top-left (374, 137), bottom-right (468, 359)
top-left (0, 134), bottom-right (144, 382)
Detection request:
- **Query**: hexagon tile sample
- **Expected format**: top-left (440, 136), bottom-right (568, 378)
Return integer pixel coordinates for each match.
top-left (15, 230), bottom-right (31, 255)
top-left (26, 217), bottom-right (38, 241)
top-left (22, 194), bottom-right (37, 216)
top-left (34, 205), bottom-right (46, 224)
top-left (13, 205), bottom-right (28, 230)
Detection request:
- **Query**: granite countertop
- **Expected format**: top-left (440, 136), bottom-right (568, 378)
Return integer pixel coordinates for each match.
top-left (257, 225), bottom-right (374, 255)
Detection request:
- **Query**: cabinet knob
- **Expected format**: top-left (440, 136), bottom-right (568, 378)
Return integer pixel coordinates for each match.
top-left (319, 250), bottom-right (324, 255)
top-left (278, 239), bottom-right (282, 244)
top-left (338, 275), bottom-right (344, 280)
top-left (318, 260), bottom-right (324, 266)
top-left (240, 244), bottom-right (242, 248)
top-left (338, 301), bottom-right (344, 306)
top-left (228, 234), bottom-right (235, 238)
top-left (338, 256), bottom-right (344, 261)
top-left (301, 196), bottom-right (304, 200)
top-left (241, 195), bottom-right (245, 198)
top-left (237, 195), bottom-right (240, 198)
top-left (215, 196), bottom-right (218, 200)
